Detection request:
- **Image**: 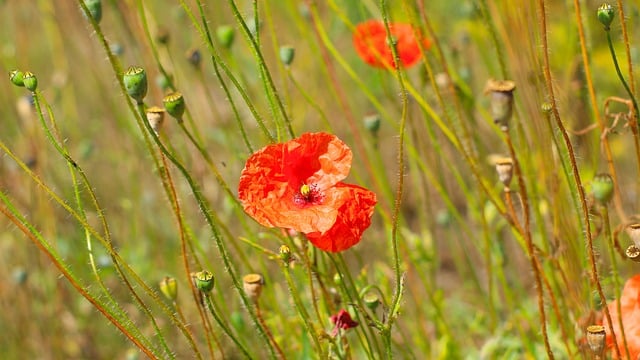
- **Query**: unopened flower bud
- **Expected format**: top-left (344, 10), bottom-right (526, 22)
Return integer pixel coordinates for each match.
top-left (10, 70), bottom-right (24, 87)
top-left (123, 66), bottom-right (147, 104)
top-left (146, 106), bottom-right (165, 132)
top-left (83, 0), bottom-right (102, 24)
top-left (363, 292), bottom-right (380, 311)
top-left (159, 276), bottom-right (178, 301)
top-left (186, 48), bottom-right (201, 67)
top-left (495, 158), bottom-right (513, 189)
top-left (586, 325), bottom-right (606, 356)
top-left (163, 92), bottom-right (185, 120)
top-left (628, 223), bottom-right (640, 248)
top-left (592, 173), bottom-right (614, 204)
top-left (363, 113), bottom-right (381, 135)
top-left (195, 270), bottom-right (215, 292)
top-left (626, 245), bottom-right (640, 262)
top-left (279, 46), bottom-right (295, 66)
top-left (22, 71), bottom-right (37, 92)
top-left (484, 79), bottom-right (516, 131)
top-left (597, 3), bottom-right (614, 30)
top-left (216, 26), bottom-right (235, 49)
top-left (243, 273), bottom-right (265, 302)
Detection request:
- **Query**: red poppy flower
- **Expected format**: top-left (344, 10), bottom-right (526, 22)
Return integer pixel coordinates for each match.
top-left (330, 309), bottom-right (359, 336)
top-left (602, 274), bottom-right (640, 359)
top-left (238, 132), bottom-right (377, 252)
top-left (353, 20), bottom-right (430, 69)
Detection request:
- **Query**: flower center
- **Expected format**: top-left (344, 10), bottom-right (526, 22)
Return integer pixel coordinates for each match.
top-left (294, 183), bottom-right (323, 206)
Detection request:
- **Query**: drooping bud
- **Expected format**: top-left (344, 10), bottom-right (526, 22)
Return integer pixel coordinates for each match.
top-left (83, 0), bottom-right (102, 24)
top-left (159, 276), bottom-right (178, 301)
top-left (195, 270), bottom-right (215, 292)
top-left (279, 46), bottom-right (295, 66)
top-left (123, 66), bottom-right (148, 104)
top-left (146, 106), bottom-right (165, 133)
top-left (163, 92), bottom-right (185, 120)
top-left (586, 325), bottom-right (606, 356)
top-left (495, 158), bottom-right (514, 189)
top-left (484, 79), bottom-right (516, 131)
top-left (591, 173), bottom-right (614, 204)
top-left (10, 70), bottom-right (24, 87)
top-left (243, 273), bottom-right (265, 302)
top-left (363, 113), bottom-right (381, 135)
top-left (22, 71), bottom-right (37, 92)
top-left (216, 26), bottom-right (235, 49)
top-left (597, 3), bottom-right (615, 30)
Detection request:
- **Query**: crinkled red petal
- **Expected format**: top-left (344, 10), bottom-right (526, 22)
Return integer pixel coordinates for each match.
top-left (306, 183), bottom-right (377, 252)
top-left (238, 132), bottom-right (353, 233)
top-left (352, 20), bottom-right (429, 69)
top-left (603, 274), bottom-right (640, 359)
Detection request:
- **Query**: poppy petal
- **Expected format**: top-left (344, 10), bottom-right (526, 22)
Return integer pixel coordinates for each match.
top-left (306, 183), bottom-right (377, 252)
top-left (603, 274), bottom-right (640, 359)
top-left (353, 20), bottom-right (429, 69)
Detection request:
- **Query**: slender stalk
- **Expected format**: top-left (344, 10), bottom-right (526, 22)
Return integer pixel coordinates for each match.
top-left (203, 293), bottom-right (253, 358)
top-left (537, 1), bottom-right (620, 358)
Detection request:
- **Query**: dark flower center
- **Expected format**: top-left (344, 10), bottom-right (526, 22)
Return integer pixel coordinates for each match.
top-left (293, 183), bottom-right (323, 206)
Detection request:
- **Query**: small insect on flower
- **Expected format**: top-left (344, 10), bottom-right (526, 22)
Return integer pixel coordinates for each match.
top-left (352, 20), bottom-right (431, 69)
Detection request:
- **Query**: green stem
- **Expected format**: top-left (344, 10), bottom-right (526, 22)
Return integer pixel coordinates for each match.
top-left (203, 293), bottom-right (253, 358)
top-left (605, 30), bottom-right (640, 123)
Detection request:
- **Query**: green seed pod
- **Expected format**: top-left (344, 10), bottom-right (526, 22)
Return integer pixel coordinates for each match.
top-left (216, 26), bottom-right (235, 49)
top-left (10, 70), bottom-right (24, 87)
top-left (22, 71), bottom-right (37, 91)
top-left (123, 66), bottom-right (147, 104)
top-left (363, 113), bottom-right (381, 134)
top-left (195, 270), bottom-right (215, 292)
top-left (279, 46), bottom-right (295, 66)
top-left (279, 244), bottom-right (292, 265)
top-left (159, 276), bottom-right (178, 301)
top-left (163, 92), bottom-right (185, 119)
top-left (591, 173), bottom-right (614, 204)
top-left (363, 292), bottom-right (380, 311)
top-left (83, 0), bottom-right (102, 24)
top-left (597, 3), bottom-right (614, 30)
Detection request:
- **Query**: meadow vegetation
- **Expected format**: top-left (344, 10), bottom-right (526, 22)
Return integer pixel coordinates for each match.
top-left (1, 0), bottom-right (640, 358)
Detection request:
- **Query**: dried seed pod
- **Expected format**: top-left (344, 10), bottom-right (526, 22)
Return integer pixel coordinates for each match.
top-left (146, 106), bottom-right (165, 133)
top-left (484, 79), bottom-right (516, 131)
top-left (243, 273), bottom-right (264, 302)
top-left (586, 325), bottom-right (606, 356)
top-left (627, 223), bottom-right (640, 248)
top-left (495, 158), bottom-right (514, 189)
top-left (626, 244), bottom-right (640, 262)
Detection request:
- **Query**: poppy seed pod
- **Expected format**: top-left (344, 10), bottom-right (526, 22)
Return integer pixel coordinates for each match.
top-left (243, 273), bottom-right (265, 302)
top-left (484, 79), bottom-right (516, 131)
top-left (279, 46), bottom-right (295, 66)
top-left (146, 106), bottom-right (165, 133)
top-left (279, 244), bottom-right (292, 265)
top-left (597, 3), bottom-right (614, 30)
top-left (495, 158), bottom-right (514, 189)
top-left (586, 325), bottom-right (606, 356)
top-left (626, 244), bottom-right (640, 262)
top-left (159, 276), bottom-right (178, 301)
top-left (83, 0), bottom-right (102, 24)
top-left (10, 70), bottom-right (24, 87)
top-left (363, 292), bottom-right (380, 311)
top-left (363, 113), bottom-right (381, 135)
top-left (163, 92), bottom-right (186, 120)
top-left (627, 223), bottom-right (640, 248)
top-left (123, 66), bottom-right (148, 104)
top-left (591, 173), bottom-right (614, 204)
top-left (195, 270), bottom-right (215, 292)
top-left (22, 72), bottom-right (38, 92)
top-left (216, 26), bottom-right (235, 49)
